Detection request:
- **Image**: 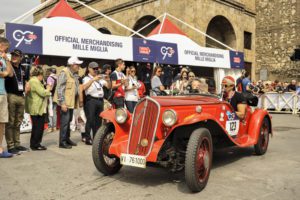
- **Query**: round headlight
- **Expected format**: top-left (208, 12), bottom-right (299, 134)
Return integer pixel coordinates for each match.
top-left (115, 108), bottom-right (128, 124)
top-left (162, 109), bottom-right (177, 127)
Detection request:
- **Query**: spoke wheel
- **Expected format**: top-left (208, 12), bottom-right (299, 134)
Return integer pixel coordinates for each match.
top-left (254, 118), bottom-right (270, 155)
top-left (92, 123), bottom-right (122, 175)
top-left (185, 128), bottom-right (212, 192)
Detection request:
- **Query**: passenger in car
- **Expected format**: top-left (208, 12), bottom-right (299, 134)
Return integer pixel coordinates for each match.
top-left (190, 78), bottom-right (209, 94)
top-left (221, 76), bottom-right (247, 120)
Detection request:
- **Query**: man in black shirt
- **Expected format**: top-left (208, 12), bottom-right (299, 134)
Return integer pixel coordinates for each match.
top-left (222, 76), bottom-right (247, 119)
top-left (4, 49), bottom-right (29, 154)
top-left (287, 80), bottom-right (297, 92)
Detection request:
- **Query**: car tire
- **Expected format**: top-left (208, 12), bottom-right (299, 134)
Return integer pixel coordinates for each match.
top-left (185, 128), bottom-right (213, 192)
top-left (92, 123), bottom-right (122, 175)
top-left (254, 118), bottom-right (270, 155)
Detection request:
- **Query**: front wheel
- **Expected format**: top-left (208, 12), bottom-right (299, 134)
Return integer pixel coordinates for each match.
top-left (92, 123), bottom-right (122, 175)
top-left (185, 128), bottom-right (213, 192)
top-left (254, 118), bottom-right (270, 155)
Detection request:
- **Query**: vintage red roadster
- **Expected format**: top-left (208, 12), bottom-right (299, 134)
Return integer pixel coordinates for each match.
top-left (92, 94), bottom-right (272, 192)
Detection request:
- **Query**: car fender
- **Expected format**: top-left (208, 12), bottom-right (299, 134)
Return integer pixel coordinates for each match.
top-left (100, 109), bottom-right (132, 139)
top-left (248, 109), bottom-right (273, 143)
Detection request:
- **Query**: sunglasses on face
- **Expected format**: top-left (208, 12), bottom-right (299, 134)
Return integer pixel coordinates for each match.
top-left (223, 84), bottom-right (233, 88)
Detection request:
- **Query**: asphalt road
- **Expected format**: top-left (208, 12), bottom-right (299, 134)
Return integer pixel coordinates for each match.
top-left (0, 113), bottom-right (300, 200)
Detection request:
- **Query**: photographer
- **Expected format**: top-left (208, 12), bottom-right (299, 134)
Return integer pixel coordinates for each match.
top-left (82, 62), bottom-right (108, 139)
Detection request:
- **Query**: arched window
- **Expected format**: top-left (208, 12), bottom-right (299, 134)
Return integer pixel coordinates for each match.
top-left (132, 15), bottom-right (160, 37)
top-left (206, 16), bottom-right (236, 49)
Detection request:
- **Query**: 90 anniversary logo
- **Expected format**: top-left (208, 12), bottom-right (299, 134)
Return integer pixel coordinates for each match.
top-left (161, 46), bottom-right (175, 60)
top-left (13, 30), bottom-right (38, 48)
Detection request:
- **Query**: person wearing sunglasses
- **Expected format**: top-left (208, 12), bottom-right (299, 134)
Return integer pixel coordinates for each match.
top-left (222, 76), bottom-right (247, 120)
top-left (151, 66), bottom-right (165, 95)
top-left (125, 66), bottom-right (140, 113)
top-left (82, 62), bottom-right (108, 141)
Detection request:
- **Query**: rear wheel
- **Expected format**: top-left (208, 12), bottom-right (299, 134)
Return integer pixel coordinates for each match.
top-left (185, 128), bottom-right (213, 192)
top-left (254, 118), bottom-right (270, 155)
top-left (92, 123), bottom-right (122, 175)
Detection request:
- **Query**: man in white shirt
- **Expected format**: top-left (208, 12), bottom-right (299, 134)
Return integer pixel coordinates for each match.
top-left (82, 62), bottom-right (108, 139)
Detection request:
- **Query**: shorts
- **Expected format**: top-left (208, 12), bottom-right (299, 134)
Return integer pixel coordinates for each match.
top-left (0, 95), bottom-right (8, 123)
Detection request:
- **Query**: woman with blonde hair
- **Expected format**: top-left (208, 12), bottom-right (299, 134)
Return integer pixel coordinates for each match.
top-left (25, 66), bottom-right (51, 150)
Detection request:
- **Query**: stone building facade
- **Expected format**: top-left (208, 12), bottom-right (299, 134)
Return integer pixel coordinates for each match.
top-left (256, 0), bottom-right (300, 81)
top-left (35, 0), bottom-right (256, 78)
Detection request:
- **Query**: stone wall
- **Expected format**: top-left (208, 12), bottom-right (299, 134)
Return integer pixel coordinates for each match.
top-left (256, 0), bottom-right (300, 81)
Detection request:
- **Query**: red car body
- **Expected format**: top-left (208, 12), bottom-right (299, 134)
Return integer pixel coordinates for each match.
top-left (93, 95), bottom-right (272, 192)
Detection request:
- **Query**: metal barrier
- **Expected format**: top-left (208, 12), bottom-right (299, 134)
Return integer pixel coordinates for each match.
top-left (258, 92), bottom-right (300, 114)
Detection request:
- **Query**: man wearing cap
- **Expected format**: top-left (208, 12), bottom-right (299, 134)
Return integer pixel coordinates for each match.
top-left (0, 37), bottom-right (13, 158)
top-left (222, 76), bottom-right (247, 119)
top-left (5, 49), bottom-right (29, 154)
top-left (82, 62), bottom-right (108, 140)
top-left (54, 56), bottom-right (81, 149)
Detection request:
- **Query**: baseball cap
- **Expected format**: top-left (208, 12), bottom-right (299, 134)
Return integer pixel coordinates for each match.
top-left (103, 64), bottom-right (111, 71)
top-left (88, 62), bottom-right (99, 69)
top-left (222, 76), bottom-right (235, 85)
top-left (67, 56), bottom-right (83, 65)
top-left (11, 49), bottom-right (23, 57)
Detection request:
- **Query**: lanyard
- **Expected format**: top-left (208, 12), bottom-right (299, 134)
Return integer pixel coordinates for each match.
top-left (88, 75), bottom-right (103, 89)
top-left (12, 66), bottom-right (23, 84)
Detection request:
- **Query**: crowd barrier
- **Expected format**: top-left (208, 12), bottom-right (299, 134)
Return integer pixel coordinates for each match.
top-left (258, 92), bottom-right (300, 114)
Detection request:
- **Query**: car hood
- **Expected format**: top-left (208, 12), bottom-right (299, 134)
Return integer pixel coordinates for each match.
top-left (151, 95), bottom-right (221, 106)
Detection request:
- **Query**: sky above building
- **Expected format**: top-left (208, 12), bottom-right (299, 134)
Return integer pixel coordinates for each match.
top-left (0, 0), bottom-right (40, 24)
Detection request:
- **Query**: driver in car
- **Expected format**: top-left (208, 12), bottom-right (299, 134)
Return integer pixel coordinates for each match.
top-left (222, 76), bottom-right (247, 120)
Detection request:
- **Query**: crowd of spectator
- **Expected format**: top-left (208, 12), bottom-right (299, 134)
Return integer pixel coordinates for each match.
top-left (236, 70), bottom-right (300, 95)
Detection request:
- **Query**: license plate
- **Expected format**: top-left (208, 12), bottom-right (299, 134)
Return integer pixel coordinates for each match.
top-left (120, 153), bottom-right (146, 168)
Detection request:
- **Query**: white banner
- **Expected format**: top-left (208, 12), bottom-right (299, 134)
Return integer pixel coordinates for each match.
top-left (36, 17), bottom-right (133, 60)
top-left (148, 34), bottom-right (231, 68)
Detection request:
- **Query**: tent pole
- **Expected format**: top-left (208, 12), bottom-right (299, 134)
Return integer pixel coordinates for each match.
top-left (11, 0), bottom-right (55, 23)
top-left (158, 13), bottom-right (167, 35)
top-left (74, 0), bottom-right (147, 39)
top-left (166, 13), bottom-right (235, 51)
top-left (129, 14), bottom-right (164, 37)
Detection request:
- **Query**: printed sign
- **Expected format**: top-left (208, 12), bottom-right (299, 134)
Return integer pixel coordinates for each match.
top-left (226, 120), bottom-right (239, 136)
top-left (230, 51), bottom-right (244, 69)
top-left (155, 41), bottom-right (178, 65)
top-left (225, 111), bottom-right (239, 136)
top-left (148, 34), bottom-right (231, 68)
top-left (133, 38), bottom-right (157, 63)
top-left (5, 23), bottom-right (43, 55)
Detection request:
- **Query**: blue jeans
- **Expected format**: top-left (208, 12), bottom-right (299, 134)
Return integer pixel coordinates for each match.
top-left (59, 108), bottom-right (73, 144)
top-left (125, 101), bottom-right (137, 113)
top-left (48, 103), bottom-right (57, 129)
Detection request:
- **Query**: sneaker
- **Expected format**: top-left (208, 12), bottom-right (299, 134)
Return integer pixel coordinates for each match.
top-left (15, 146), bottom-right (29, 152)
top-left (8, 148), bottom-right (20, 154)
top-left (0, 151), bottom-right (13, 158)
